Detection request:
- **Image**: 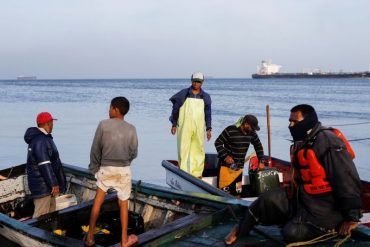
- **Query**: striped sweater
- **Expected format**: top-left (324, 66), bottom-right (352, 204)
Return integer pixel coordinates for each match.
top-left (215, 125), bottom-right (265, 166)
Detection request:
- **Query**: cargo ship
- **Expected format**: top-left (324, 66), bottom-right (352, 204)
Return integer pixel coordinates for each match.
top-left (252, 61), bottom-right (370, 79)
top-left (17, 75), bottom-right (37, 80)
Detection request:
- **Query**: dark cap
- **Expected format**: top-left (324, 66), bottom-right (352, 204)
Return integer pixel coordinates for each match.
top-left (243, 114), bottom-right (260, 131)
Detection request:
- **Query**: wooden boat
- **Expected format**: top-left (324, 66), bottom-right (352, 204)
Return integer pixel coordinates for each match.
top-left (163, 153), bottom-right (370, 201)
top-left (163, 153), bottom-right (294, 199)
top-left (2, 163), bottom-right (370, 246)
top-left (0, 163), bottom-right (251, 247)
top-left (162, 153), bottom-right (370, 245)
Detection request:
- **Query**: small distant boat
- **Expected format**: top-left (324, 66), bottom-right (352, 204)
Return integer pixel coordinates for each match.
top-left (252, 60), bottom-right (370, 79)
top-left (17, 75), bottom-right (37, 80)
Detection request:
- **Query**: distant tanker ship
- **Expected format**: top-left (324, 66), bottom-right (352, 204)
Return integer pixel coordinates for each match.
top-left (252, 61), bottom-right (370, 79)
top-left (17, 75), bottom-right (37, 80)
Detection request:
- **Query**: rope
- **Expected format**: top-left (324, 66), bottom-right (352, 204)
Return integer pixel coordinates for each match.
top-left (334, 233), bottom-right (351, 247)
top-left (286, 232), bottom-right (338, 247)
top-left (333, 121), bottom-right (370, 127)
top-left (286, 137), bottom-right (370, 143)
top-left (286, 232), bottom-right (351, 247)
top-left (227, 205), bottom-right (239, 222)
top-left (7, 166), bottom-right (14, 179)
top-left (347, 137), bottom-right (370, 142)
top-left (226, 206), bottom-right (352, 247)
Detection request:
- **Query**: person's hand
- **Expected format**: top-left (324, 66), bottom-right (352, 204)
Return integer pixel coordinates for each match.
top-left (339, 221), bottom-right (358, 236)
top-left (171, 126), bottom-right (177, 135)
top-left (258, 162), bottom-right (265, 169)
top-left (51, 186), bottom-right (60, 197)
top-left (225, 156), bottom-right (235, 165)
top-left (206, 129), bottom-right (212, 141)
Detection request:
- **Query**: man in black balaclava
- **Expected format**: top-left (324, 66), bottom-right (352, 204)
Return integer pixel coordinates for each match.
top-left (288, 104), bottom-right (318, 142)
top-left (224, 104), bottom-right (362, 245)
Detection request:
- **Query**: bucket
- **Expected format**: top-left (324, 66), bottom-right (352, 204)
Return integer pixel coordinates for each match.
top-left (55, 194), bottom-right (77, 210)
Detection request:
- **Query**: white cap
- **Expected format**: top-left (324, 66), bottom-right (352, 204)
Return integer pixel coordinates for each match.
top-left (191, 72), bottom-right (204, 82)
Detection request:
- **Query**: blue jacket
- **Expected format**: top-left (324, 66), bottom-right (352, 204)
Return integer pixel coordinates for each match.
top-left (24, 127), bottom-right (66, 198)
top-left (169, 87), bottom-right (212, 130)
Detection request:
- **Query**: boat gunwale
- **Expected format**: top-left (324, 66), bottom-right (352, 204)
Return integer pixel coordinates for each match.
top-left (1, 163), bottom-right (245, 246)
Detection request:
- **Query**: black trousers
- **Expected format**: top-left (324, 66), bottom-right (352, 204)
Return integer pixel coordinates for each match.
top-left (239, 187), bottom-right (331, 243)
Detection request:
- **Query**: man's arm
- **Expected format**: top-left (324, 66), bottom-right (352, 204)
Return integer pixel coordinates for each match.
top-left (128, 127), bottom-right (138, 161)
top-left (169, 89), bottom-right (187, 127)
top-left (326, 146), bottom-right (362, 220)
top-left (250, 132), bottom-right (265, 165)
top-left (34, 138), bottom-right (59, 191)
top-left (215, 127), bottom-right (232, 163)
top-left (339, 221), bottom-right (359, 236)
top-left (319, 132), bottom-right (362, 234)
top-left (204, 93), bottom-right (212, 131)
top-left (89, 122), bottom-right (103, 174)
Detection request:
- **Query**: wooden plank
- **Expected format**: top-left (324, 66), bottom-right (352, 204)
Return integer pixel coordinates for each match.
top-left (133, 195), bottom-right (193, 214)
top-left (140, 208), bottom-right (228, 246)
top-left (136, 213), bottom-right (201, 246)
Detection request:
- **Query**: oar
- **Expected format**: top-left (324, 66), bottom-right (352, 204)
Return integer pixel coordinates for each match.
top-left (266, 105), bottom-right (272, 167)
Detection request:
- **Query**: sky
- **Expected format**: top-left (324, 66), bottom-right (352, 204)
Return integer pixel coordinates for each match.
top-left (1, 0), bottom-right (370, 79)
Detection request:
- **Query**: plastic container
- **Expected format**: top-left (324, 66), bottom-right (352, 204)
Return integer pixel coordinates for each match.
top-left (55, 194), bottom-right (77, 210)
top-left (249, 168), bottom-right (280, 196)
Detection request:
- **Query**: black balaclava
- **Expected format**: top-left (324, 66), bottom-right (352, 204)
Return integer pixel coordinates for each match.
top-left (289, 107), bottom-right (318, 141)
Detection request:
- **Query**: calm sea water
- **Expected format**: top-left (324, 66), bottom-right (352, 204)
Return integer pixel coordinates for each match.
top-left (0, 78), bottom-right (370, 184)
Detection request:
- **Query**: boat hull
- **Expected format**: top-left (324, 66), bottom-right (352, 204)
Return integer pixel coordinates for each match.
top-left (164, 159), bottom-right (234, 199)
top-left (1, 163), bottom-right (245, 247)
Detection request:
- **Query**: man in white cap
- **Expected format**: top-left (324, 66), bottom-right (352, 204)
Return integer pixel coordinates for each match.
top-left (169, 72), bottom-right (212, 178)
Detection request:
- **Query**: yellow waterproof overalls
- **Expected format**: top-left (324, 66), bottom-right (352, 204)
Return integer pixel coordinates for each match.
top-left (177, 97), bottom-right (205, 177)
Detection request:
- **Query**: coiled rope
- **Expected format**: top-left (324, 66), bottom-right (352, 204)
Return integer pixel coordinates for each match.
top-left (286, 232), bottom-right (351, 247)
top-left (227, 204), bottom-right (352, 247)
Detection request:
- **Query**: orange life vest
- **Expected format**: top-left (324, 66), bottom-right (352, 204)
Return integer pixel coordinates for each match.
top-left (297, 149), bottom-right (332, 194)
top-left (295, 128), bottom-right (355, 195)
top-left (331, 128), bottom-right (355, 159)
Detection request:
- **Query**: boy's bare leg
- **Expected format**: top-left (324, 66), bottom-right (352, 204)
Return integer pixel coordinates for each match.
top-left (119, 199), bottom-right (138, 247)
top-left (119, 199), bottom-right (128, 246)
top-left (85, 188), bottom-right (106, 245)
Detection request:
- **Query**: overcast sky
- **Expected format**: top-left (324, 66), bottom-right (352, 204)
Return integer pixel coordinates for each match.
top-left (1, 0), bottom-right (369, 79)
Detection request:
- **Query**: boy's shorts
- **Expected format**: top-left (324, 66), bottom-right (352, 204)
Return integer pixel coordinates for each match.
top-left (95, 166), bottom-right (132, 200)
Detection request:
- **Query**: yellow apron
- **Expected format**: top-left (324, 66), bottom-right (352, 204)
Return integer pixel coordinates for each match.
top-left (218, 166), bottom-right (243, 189)
top-left (177, 97), bottom-right (205, 177)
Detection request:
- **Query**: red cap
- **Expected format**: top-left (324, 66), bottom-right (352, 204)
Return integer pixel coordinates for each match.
top-left (36, 112), bottom-right (57, 124)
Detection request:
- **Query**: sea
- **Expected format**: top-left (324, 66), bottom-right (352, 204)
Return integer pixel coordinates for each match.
top-left (0, 78), bottom-right (370, 245)
top-left (1, 78), bottom-right (370, 182)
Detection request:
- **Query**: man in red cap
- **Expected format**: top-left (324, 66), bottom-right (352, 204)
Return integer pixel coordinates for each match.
top-left (24, 112), bottom-right (66, 218)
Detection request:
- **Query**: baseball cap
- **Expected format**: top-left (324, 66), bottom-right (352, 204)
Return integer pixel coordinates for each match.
top-left (36, 112), bottom-right (57, 125)
top-left (244, 114), bottom-right (260, 131)
top-left (191, 72), bottom-right (204, 82)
